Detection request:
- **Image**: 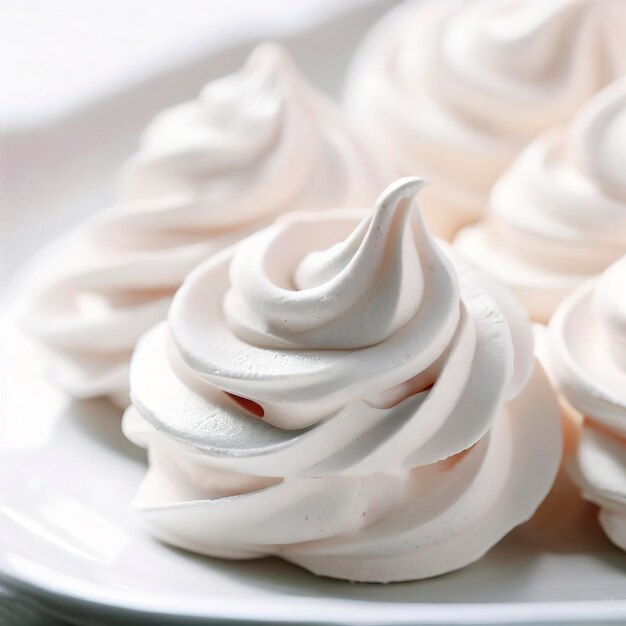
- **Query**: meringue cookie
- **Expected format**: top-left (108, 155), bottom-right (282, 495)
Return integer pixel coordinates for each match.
top-left (123, 178), bottom-right (561, 582)
top-left (20, 44), bottom-right (385, 406)
top-left (547, 256), bottom-right (626, 551)
top-left (345, 0), bottom-right (626, 241)
top-left (455, 78), bottom-right (626, 322)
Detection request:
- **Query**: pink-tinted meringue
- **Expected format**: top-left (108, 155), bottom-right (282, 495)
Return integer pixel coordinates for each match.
top-left (123, 178), bottom-right (561, 582)
top-left (20, 44), bottom-right (385, 405)
top-left (456, 78), bottom-right (626, 322)
top-left (345, 0), bottom-right (626, 241)
top-left (547, 256), bottom-right (626, 551)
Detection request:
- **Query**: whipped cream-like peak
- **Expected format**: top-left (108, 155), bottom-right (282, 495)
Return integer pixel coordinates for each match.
top-left (123, 179), bottom-right (560, 582)
top-left (455, 78), bottom-right (626, 322)
top-left (225, 178), bottom-right (427, 349)
top-left (345, 0), bottom-right (626, 241)
top-left (571, 77), bottom-right (626, 201)
top-left (20, 44), bottom-right (385, 405)
top-left (141, 44), bottom-right (292, 170)
top-left (423, 0), bottom-right (625, 135)
top-left (547, 256), bottom-right (626, 551)
top-left (125, 45), bottom-right (303, 215)
top-left (124, 42), bottom-right (383, 225)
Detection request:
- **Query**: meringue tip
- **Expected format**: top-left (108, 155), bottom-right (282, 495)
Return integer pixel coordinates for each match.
top-left (375, 177), bottom-right (429, 211)
top-left (247, 42), bottom-right (294, 72)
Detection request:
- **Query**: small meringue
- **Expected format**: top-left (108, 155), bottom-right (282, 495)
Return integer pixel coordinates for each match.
top-left (123, 178), bottom-right (561, 582)
top-left (345, 0), bottom-right (626, 241)
top-left (456, 78), bottom-right (626, 322)
top-left (20, 44), bottom-right (385, 405)
top-left (547, 256), bottom-right (626, 551)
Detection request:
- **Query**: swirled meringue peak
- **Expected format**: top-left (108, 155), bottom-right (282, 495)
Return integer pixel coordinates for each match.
top-left (455, 78), bottom-right (626, 323)
top-left (122, 178), bottom-right (561, 582)
top-left (20, 43), bottom-right (385, 406)
top-left (547, 256), bottom-right (626, 551)
top-left (345, 0), bottom-right (626, 241)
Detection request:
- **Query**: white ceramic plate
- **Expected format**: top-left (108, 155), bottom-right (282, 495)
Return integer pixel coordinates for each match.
top-left (2, 330), bottom-right (626, 626)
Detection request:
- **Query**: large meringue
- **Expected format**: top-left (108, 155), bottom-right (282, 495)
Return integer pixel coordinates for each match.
top-left (20, 44), bottom-right (385, 406)
top-left (547, 256), bottom-right (626, 551)
top-left (345, 0), bottom-right (626, 241)
top-left (122, 178), bottom-right (561, 582)
top-left (455, 78), bottom-right (626, 322)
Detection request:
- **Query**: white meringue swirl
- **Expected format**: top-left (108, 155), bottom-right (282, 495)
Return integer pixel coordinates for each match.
top-left (455, 78), bottom-right (626, 322)
top-left (123, 178), bottom-right (561, 582)
top-left (20, 44), bottom-right (384, 405)
top-left (547, 256), bottom-right (626, 551)
top-left (345, 0), bottom-right (626, 241)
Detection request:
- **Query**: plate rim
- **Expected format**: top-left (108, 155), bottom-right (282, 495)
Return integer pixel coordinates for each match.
top-left (2, 563), bottom-right (626, 625)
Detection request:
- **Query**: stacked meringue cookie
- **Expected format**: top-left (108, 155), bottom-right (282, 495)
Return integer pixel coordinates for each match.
top-left (345, 0), bottom-right (626, 240)
top-left (122, 179), bottom-right (561, 582)
top-left (455, 78), bottom-right (626, 322)
top-left (546, 256), bottom-right (626, 551)
top-left (20, 44), bottom-right (385, 405)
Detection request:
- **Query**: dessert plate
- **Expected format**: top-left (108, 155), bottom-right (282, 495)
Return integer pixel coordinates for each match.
top-left (2, 330), bottom-right (626, 626)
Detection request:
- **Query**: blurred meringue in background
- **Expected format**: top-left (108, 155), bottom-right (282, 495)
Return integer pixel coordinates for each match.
top-left (345, 0), bottom-right (626, 241)
top-left (546, 256), bottom-right (626, 552)
top-left (455, 78), bottom-right (626, 323)
top-left (18, 44), bottom-right (387, 406)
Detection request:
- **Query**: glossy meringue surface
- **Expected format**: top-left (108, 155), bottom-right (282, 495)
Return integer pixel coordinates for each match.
top-left (123, 178), bottom-right (561, 582)
top-left (547, 256), bottom-right (626, 551)
top-left (456, 78), bottom-right (626, 323)
top-left (345, 0), bottom-right (626, 241)
top-left (20, 44), bottom-right (385, 405)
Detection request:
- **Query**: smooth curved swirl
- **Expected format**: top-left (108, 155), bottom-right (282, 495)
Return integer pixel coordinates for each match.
top-left (20, 44), bottom-right (384, 405)
top-left (455, 78), bottom-right (626, 322)
top-left (345, 0), bottom-right (626, 241)
top-left (123, 178), bottom-right (561, 582)
top-left (224, 179), bottom-right (427, 349)
top-left (547, 256), bottom-right (626, 551)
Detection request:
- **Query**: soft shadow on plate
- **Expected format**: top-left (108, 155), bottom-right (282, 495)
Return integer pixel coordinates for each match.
top-left (160, 526), bottom-right (626, 606)
top-left (64, 398), bottom-right (147, 465)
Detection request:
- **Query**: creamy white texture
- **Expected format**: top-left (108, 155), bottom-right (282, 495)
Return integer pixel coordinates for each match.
top-left (547, 256), bottom-right (626, 551)
top-left (224, 180), bottom-right (427, 351)
top-left (123, 178), bottom-right (561, 582)
top-left (455, 78), bottom-right (626, 323)
top-left (345, 0), bottom-right (626, 241)
top-left (20, 44), bottom-right (384, 405)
